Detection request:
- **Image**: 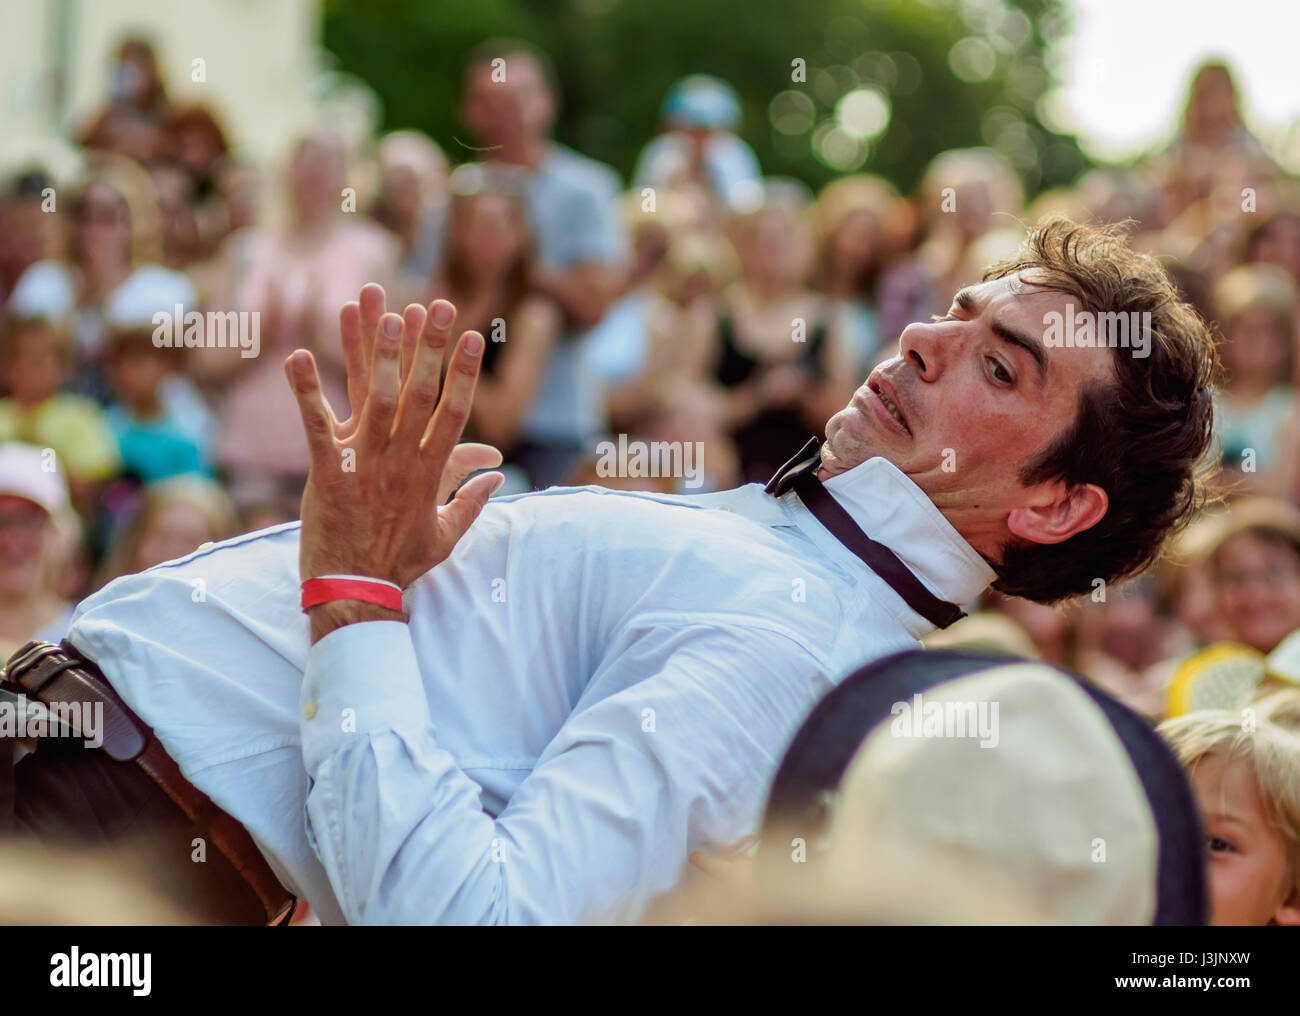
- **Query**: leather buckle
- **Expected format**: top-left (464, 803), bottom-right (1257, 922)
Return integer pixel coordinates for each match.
top-left (2, 641), bottom-right (147, 762)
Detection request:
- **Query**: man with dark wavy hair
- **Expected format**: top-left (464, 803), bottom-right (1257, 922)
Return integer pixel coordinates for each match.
top-left (821, 217), bottom-right (1219, 603)
top-left (7, 218), bottom-right (1218, 925)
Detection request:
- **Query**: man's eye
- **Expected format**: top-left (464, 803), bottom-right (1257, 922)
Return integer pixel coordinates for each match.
top-left (931, 310), bottom-right (960, 323)
top-left (986, 357), bottom-right (1012, 385)
top-left (1208, 836), bottom-right (1236, 854)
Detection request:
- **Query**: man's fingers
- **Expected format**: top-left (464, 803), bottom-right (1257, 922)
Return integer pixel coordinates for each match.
top-left (401, 303), bottom-right (427, 378)
top-left (358, 283), bottom-right (387, 376)
top-left (392, 300), bottom-right (456, 452)
top-left (420, 329), bottom-right (484, 473)
top-left (422, 298), bottom-right (456, 369)
top-left (340, 301), bottom-right (367, 416)
top-left (437, 470), bottom-right (504, 544)
top-left (437, 443), bottom-right (504, 504)
top-left (360, 313), bottom-right (404, 447)
top-left (284, 350), bottom-right (339, 470)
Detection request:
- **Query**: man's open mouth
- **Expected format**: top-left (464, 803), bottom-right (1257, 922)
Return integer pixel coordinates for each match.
top-left (866, 379), bottom-right (911, 435)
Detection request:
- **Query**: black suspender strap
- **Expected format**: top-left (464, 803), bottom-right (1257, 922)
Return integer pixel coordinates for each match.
top-left (766, 438), bottom-right (966, 630)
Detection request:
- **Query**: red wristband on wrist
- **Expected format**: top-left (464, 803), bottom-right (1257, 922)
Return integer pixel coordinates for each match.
top-left (301, 575), bottom-right (404, 614)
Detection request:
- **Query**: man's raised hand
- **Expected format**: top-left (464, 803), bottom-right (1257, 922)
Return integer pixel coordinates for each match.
top-left (336, 285), bottom-right (503, 498)
top-left (285, 290), bottom-right (504, 640)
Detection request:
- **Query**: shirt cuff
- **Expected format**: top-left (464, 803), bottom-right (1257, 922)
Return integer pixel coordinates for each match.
top-left (299, 620), bottom-right (432, 773)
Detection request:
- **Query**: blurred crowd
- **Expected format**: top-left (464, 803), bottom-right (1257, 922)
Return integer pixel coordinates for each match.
top-left (2, 35), bottom-right (1300, 924)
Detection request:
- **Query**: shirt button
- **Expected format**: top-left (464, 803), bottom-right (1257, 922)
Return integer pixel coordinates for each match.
top-left (302, 699), bottom-right (318, 721)
top-left (716, 505), bottom-right (734, 512)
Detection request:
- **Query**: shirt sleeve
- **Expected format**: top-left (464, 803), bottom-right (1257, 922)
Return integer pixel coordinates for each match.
top-left (298, 617), bottom-right (825, 925)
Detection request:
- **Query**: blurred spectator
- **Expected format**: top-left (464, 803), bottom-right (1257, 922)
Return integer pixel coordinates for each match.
top-left (166, 105), bottom-right (230, 201)
top-left (426, 165), bottom-right (560, 461)
top-left (811, 174), bottom-right (903, 374)
top-left (460, 38), bottom-right (625, 331)
top-left (877, 148), bottom-right (1023, 347)
top-left (1245, 210), bottom-right (1300, 288)
top-left (459, 39), bottom-right (627, 486)
top-left (193, 161), bottom-right (274, 346)
top-left (214, 129), bottom-right (397, 508)
top-left (99, 268), bottom-right (216, 487)
top-left (1210, 264), bottom-right (1298, 496)
top-left (0, 443), bottom-right (74, 658)
top-left (96, 475), bottom-right (238, 586)
top-left (0, 317), bottom-right (119, 509)
top-left (632, 75), bottom-right (761, 215)
top-left (614, 186), bottom-right (710, 297)
top-left (1151, 511), bottom-right (1241, 664)
top-left (1204, 498), bottom-right (1300, 655)
top-left (986, 591), bottom-right (1077, 667)
top-left (7, 155), bottom-right (193, 402)
top-left (1074, 577), bottom-right (1187, 720)
top-left (370, 130), bottom-right (449, 300)
top-left (704, 179), bottom-right (858, 482)
top-left (77, 36), bottom-right (175, 164)
top-left (1150, 61), bottom-right (1287, 234)
top-left (0, 170), bottom-right (64, 307)
top-left (147, 159), bottom-right (203, 270)
top-left (601, 223), bottom-right (737, 436)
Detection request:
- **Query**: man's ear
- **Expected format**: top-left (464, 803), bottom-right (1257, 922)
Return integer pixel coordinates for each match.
top-left (1271, 888), bottom-right (1300, 926)
top-left (1005, 481), bottom-right (1108, 546)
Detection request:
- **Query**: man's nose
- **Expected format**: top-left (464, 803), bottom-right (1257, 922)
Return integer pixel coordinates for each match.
top-left (898, 318), bottom-right (959, 382)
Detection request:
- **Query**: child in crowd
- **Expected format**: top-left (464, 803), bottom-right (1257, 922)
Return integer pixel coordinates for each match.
top-left (1159, 709), bottom-right (1300, 925)
top-left (1211, 264), bottom-right (1298, 496)
top-left (0, 317), bottom-right (120, 511)
top-left (104, 324), bottom-right (212, 484)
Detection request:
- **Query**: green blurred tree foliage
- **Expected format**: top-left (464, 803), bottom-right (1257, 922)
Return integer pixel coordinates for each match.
top-left (322, 0), bottom-right (1090, 197)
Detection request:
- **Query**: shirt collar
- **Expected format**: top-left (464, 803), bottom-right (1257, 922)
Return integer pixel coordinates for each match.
top-left (786, 455), bottom-right (997, 621)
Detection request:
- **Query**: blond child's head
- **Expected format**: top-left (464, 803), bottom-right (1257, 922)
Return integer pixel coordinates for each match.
top-left (1158, 710), bottom-right (1300, 925)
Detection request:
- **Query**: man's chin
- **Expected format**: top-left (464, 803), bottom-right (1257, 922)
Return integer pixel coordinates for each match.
top-left (824, 405), bottom-right (889, 474)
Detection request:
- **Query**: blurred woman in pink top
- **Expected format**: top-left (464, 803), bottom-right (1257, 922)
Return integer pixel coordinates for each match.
top-left (212, 130), bottom-right (398, 511)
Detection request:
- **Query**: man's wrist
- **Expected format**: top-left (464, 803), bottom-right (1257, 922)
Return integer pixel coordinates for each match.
top-left (308, 600), bottom-right (407, 644)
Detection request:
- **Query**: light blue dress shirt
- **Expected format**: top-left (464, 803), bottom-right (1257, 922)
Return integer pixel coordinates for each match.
top-left (68, 459), bottom-right (995, 924)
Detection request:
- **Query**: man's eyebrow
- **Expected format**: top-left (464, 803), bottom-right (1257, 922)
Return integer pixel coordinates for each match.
top-left (992, 320), bottom-right (1048, 380)
top-left (953, 287), bottom-right (1047, 381)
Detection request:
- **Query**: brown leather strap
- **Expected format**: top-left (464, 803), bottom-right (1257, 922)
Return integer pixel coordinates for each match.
top-left (3, 641), bottom-right (295, 925)
top-left (134, 736), bottom-right (294, 925)
top-left (8, 644), bottom-right (147, 762)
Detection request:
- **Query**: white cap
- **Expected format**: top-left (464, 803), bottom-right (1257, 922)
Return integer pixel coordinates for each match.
top-left (103, 266), bottom-right (197, 332)
top-left (8, 261), bottom-right (77, 320)
top-left (0, 443), bottom-right (70, 517)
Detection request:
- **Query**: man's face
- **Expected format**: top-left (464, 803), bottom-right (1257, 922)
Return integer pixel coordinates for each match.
top-left (822, 275), bottom-right (1117, 556)
top-left (461, 57), bottom-right (554, 148)
top-left (1190, 753), bottom-right (1298, 926)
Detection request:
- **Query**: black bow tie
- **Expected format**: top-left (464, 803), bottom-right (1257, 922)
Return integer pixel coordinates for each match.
top-left (765, 439), bottom-right (965, 630)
